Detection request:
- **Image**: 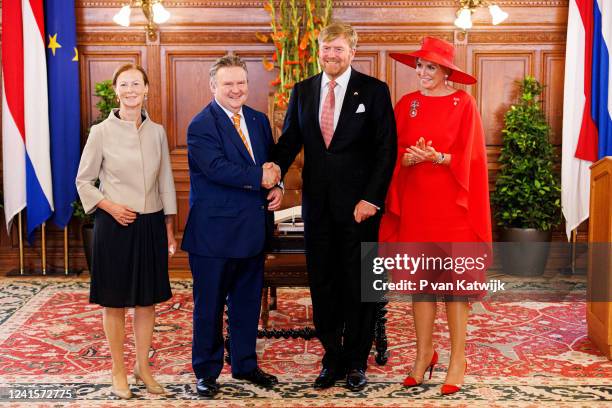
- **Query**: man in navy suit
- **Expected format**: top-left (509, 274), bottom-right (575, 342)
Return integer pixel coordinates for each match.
top-left (182, 54), bottom-right (282, 398)
top-left (272, 23), bottom-right (397, 391)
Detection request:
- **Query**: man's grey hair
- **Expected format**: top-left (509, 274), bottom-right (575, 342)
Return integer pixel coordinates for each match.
top-left (209, 54), bottom-right (248, 82)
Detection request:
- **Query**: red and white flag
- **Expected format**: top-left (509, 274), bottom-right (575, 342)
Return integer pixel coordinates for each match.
top-left (562, 0), bottom-right (612, 240)
top-left (22, 0), bottom-right (54, 239)
top-left (2, 0), bottom-right (54, 238)
top-left (2, 1), bottom-right (27, 231)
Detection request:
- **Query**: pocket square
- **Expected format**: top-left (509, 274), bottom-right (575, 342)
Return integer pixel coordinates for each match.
top-left (356, 103), bottom-right (366, 113)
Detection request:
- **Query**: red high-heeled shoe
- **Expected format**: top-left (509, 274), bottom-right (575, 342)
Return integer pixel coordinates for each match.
top-left (403, 349), bottom-right (438, 387)
top-left (440, 360), bottom-right (467, 395)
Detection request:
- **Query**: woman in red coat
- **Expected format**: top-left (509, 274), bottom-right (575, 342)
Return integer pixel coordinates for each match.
top-left (380, 37), bottom-right (492, 395)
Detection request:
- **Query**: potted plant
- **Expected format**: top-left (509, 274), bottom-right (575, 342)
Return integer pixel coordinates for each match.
top-left (73, 79), bottom-right (117, 271)
top-left (491, 76), bottom-right (561, 276)
top-left (72, 199), bottom-right (95, 270)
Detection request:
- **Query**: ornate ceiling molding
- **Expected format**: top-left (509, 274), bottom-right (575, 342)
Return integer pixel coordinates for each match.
top-left (77, 31), bottom-right (147, 45)
top-left (159, 30), bottom-right (453, 44)
top-left (77, 0), bottom-right (568, 8)
top-left (468, 31), bottom-right (566, 43)
top-left (358, 31), bottom-right (454, 43)
top-left (77, 30), bottom-right (564, 45)
top-left (161, 31), bottom-right (257, 43)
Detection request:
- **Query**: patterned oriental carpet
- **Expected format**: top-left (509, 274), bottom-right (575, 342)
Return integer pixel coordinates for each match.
top-left (0, 277), bottom-right (610, 407)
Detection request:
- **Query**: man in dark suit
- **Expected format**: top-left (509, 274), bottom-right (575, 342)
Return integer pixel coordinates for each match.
top-left (182, 54), bottom-right (282, 398)
top-left (272, 23), bottom-right (397, 391)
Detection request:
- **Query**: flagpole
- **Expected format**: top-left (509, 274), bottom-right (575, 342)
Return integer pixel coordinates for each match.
top-left (18, 212), bottom-right (24, 275)
top-left (562, 227), bottom-right (585, 276)
top-left (571, 228), bottom-right (577, 273)
top-left (41, 222), bottom-right (47, 275)
top-left (64, 227), bottom-right (69, 275)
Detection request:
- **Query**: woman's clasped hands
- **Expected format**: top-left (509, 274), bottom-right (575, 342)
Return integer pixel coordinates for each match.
top-left (401, 137), bottom-right (440, 167)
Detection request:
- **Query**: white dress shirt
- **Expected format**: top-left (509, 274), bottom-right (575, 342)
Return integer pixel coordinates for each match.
top-left (216, 99), bottom-right (255, 163)
top-left (318, 66), bottom-right (352, 131)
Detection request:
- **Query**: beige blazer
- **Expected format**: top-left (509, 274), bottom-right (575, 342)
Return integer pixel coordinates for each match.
top-left (76, 109), bottom-right (177, 215)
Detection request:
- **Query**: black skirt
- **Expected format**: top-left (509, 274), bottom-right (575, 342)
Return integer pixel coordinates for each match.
top-left (89, 209), bottom-right (172, 308)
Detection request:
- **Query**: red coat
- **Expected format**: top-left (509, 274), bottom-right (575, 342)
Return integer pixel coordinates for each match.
top-left (379, 90), bottom-right (492, 297)
top-left (380, 89), bottom-right (492, 244)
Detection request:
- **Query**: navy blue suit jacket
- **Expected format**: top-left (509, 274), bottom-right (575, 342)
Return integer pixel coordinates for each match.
top-left (181, 100), bottom-right (274, 258)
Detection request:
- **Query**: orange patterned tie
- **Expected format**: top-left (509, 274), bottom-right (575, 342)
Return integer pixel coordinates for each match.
top-left (232, 113), bottom-right (254, 160)
top-left (320, 80), bottom-right (336, 148)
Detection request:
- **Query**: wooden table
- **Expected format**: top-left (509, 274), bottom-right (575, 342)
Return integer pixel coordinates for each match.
top-left (225, 231), bottom-right (390, 365)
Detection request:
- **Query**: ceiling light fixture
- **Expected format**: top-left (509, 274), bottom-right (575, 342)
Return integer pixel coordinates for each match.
top-left (112, 0), bottom-right (171, 41)
top-left (454, 0), bottom-right (508, 31)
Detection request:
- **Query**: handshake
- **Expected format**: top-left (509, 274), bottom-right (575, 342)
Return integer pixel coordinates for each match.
top-left (261, 162), bottom-right (281, 189)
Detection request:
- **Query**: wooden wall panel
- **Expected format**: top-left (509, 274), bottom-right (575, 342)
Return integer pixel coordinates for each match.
top-left (0, 1), bottom-right (574, 272)
top-left (165, 52), bottom-right (220, 149)
top-left (79, 49), bottom-right (143, 132)
top-left (162, 50), bottom-right (277, 151)
top-left (387, 52), bottom-right (419, 105)
top-left (352, 52), bottom-right (379, 78)
top-left (474, 52), bottom-right (533, 145)
top-left (238, 53), bottom-right (278, 114)
top-left (542, 52), bottom-right (565, 145)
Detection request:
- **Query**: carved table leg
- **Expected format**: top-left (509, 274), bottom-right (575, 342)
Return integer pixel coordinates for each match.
top-left (224, 305), bottom-right (231, 364)
top-left (261, 286), bottom-right (270, 328)
top-left (374, 301), bottom-right (389, 365)
top-left (258, 326), bottom-right (317, 339)
top-left (270, 286), bottom-right (277, 310)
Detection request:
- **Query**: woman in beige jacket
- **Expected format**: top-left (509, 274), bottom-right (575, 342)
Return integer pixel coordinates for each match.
top-left (76, 64), bottom-right (177, 399)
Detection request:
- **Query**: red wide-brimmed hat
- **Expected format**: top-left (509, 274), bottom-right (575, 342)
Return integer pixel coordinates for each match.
top-left (390, 37), bottom-right (477, 85)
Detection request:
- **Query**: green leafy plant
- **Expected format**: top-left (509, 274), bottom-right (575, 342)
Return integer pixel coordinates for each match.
top-left (491, 76), bottom-right (561, 231)
top-left (71, 199), bottom-right (93, 224)
top-left (92, 80), bottom-right (117, 124)
top-left (72, 80), bottom-right (118, 225)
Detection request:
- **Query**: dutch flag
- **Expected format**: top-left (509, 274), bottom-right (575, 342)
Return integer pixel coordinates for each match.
top-left (2, 0), bottom-right (54, 241)
top-left (562, 0), bottom-right (612, 239)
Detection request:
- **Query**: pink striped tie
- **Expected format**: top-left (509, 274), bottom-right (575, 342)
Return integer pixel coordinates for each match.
top-left (320, 80), bottom-right (336, 148)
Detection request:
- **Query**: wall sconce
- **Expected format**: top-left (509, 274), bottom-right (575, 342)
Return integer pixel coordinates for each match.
top-left (454, 0), bottom-right (508, 30)
top-left (113, 0), bottom-right (171, 41)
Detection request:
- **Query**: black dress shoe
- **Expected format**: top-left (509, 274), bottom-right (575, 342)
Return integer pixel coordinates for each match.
top-left (196, 377), bottom-right (219, 398)
top-left (313, 367), bottom-right (345, 389)
top-left (233, 367), bottom-right (278, 388)
top-left (346, 368), bottom-right (367, 391)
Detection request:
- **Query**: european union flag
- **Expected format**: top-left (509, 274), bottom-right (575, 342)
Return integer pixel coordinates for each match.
top-left (45, 0), bottom-right (81, 228)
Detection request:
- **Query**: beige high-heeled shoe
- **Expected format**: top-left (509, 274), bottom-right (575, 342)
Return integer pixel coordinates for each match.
top-left (133, 363), bottom-right (165, 395)
top-left (110, 374), bottom-right (132, 399)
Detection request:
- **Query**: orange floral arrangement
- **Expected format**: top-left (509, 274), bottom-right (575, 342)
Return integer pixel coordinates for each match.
top-left (257, 0), bottom-right (333, 109)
